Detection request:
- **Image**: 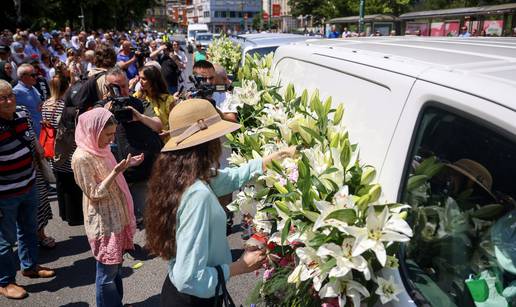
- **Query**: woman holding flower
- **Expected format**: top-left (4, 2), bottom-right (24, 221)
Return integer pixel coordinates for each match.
top-left (145, 98), bottom-right (295, 307)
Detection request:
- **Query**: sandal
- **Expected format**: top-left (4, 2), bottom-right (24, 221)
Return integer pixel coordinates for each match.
top-left (39, 236), bottom-right (56, 249)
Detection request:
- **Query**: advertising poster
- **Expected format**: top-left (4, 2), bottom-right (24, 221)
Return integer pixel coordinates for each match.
top-left (483, 20), bottom-right (503, 36)
top-left (406, 22), bottom-right (429, 35)
top-left (445, 21), bottom-right (460, 36)
top-left (431, 22), bottom-right (445, 36)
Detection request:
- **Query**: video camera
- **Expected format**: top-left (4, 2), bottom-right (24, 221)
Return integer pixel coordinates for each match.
top-left (187, 75), bottom-right (232, 101)
top-left (105, 84), bottom-right (133, 123)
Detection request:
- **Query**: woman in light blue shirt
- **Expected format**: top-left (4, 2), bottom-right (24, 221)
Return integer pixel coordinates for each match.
top-left (145, 99), bottom-right (294, 307)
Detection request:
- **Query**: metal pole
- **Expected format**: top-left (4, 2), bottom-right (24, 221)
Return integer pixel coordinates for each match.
top-left (269, 0), bottom-right (272, 29)
top-left (79, 5), bottom-right (85, 31)
top-left (359, 0), bottom-right (365, 34)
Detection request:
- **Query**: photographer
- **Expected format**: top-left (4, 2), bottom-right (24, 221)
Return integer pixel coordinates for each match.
top-left (155, 42), bottom-right (181, 94)
top-left (116, 40), bottom-right (139, 80)
top-left (104, 67), bottom-right (163, 225)
top-left (191, 60), bottom-right (237, 122)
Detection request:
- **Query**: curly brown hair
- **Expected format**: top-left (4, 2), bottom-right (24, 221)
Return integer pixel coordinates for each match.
top-left (144, 139), bottom-right (222, 259)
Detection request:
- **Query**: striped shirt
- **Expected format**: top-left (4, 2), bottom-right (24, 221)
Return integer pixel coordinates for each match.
top-left (0, 107), bottom-right (36, 198)
top-left (41, 98), bottom-right (73, 173)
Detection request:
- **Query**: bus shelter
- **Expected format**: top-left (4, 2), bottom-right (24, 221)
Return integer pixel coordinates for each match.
top-left (328, 14), bottom-right (399, 36)
top-left (399, 3), bottom-right (516, 37)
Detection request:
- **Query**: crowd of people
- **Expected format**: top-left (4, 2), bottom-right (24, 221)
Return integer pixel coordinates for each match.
top-left (0, 26), bottom-right (296, 306)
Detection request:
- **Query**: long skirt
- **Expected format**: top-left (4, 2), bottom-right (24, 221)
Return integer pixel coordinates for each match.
top-left (35, 170), bottom-right (52, 231)
top-left (55, 171), bottom-right (83, 226)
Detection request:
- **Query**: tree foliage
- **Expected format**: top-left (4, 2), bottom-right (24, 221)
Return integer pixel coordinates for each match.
top-left (2, 0), bottom-right (158, 30)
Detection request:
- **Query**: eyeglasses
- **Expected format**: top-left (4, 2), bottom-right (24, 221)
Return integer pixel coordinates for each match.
top-left (25, 73), bottom-right (38, 78)
top-left (0, 93), bottom-right (15, 102)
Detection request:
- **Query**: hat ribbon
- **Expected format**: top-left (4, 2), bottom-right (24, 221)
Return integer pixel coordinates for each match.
top-left (170, 114), bottom-right (221, 145)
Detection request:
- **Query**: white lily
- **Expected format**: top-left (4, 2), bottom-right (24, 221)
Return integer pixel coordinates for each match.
top-left (313, 201), bottom-right (352, 233)
top-left (286, 246), bottom-right (328, 291)
top-left (232, 186), bottom-right (258, 215)
top-left (317, 239), bottom-right (370, 280)
top-left (319, 275), bottom-right (370, 307)
top-left (375, 276), bottom-right (402, 304)
top-left (227, 152), bottom-right (247, 166)
top-left (333, 186), bottom-right (355, 208)
top-left (344, 207), bottom-right (412, 266)
top-left (234, 79), bottom-right (262, 106)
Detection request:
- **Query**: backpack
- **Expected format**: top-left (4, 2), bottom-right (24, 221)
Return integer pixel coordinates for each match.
top-left (54, 72), bottom-right (105, 167)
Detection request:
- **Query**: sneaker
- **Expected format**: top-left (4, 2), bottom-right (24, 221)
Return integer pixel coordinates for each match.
top-left (0, 283), bottom-right (28, 299)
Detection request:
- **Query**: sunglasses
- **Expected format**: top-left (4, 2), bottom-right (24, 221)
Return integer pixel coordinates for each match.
top-left (26, 73), bottom-right (38, 78)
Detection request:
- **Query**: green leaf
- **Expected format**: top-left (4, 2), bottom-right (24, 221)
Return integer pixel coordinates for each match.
top-left (255, 187), bottom-right (270, 199)
top-left (300, 89), bottom-right (308, 107)
top-left (325, 208), bottom-right (357, 224)
top-left (281, 219), bottom-right (291, 244)
top-left (309, 89), bottom-right (320, 112)
top-left (340, 139), bottom-right (352, 170)
top-left (321, 167), bottom-right (339, 176)
top-left (300, 210), bottom-right (319, 222)
top-left (300, 126), bottom-right (323, 143)
top-left (407, 174), bottom-right (428, 191)
top-left (333, 104), bottom-right (344, 125)
top-left (285, 83), bottom-right (295, 103)
top-left (319, 258), bottom-right (337, 275)
top-left (323, 96), bottom-right (332, 117)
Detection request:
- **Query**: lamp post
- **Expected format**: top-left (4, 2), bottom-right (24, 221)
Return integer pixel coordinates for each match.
top-left (359, 0), bottom-right (365, 34)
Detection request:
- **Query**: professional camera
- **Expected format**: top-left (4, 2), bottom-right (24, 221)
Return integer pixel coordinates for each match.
top-left (105, 84), bottom-right (133, 123)
top-left (187, 75), bottom-right (232, 101)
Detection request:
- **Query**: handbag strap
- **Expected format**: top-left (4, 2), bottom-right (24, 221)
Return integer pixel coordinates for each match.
top-left (214, 265), bottom-right (236, 307)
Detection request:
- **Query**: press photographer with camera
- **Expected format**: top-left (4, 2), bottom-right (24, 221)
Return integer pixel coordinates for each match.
top-left (103, 67), bottom-right (163, 225)
top-left (116, 40), bottom-right (139, 80)
top-left (154, 42), bottom-right (181, 94)
top-left (191, 60), bottom-right (237, 122)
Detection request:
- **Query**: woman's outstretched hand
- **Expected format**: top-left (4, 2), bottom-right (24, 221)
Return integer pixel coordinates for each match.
top-left (230, 248), bottom-right (267, 277)
top-left (262, 146), bottom-right (297, 171)
top-left (114, 153), bottom-right (145, 174)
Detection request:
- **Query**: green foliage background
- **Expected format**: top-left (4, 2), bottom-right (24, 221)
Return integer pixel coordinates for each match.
top-left (2, 0), bottom-right (157, 30)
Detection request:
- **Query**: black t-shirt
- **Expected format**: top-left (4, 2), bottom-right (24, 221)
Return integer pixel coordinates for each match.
top-left (158, 53), bottom-right (179, 88)
top-left (113, 97), bottom-right (163, 183)
top-left (34, 77), bottom-right (50, 101)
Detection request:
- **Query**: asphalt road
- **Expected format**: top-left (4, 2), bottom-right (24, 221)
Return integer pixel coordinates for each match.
top-left (1, 200), bottom-right (259, 307)
top-left (1, 51), bottom-right (261, 307)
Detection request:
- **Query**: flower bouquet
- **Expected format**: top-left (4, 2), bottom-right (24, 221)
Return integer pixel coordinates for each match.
top-left (226, 55), bottom-right (413, 307)
top-left (207, 35), bottom-right (242, 76)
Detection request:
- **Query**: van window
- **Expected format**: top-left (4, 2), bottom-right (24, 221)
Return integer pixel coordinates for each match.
top-left (400, 106), bottom-right (516, 307)
top-left (247, 46), bottom-right (278, 58)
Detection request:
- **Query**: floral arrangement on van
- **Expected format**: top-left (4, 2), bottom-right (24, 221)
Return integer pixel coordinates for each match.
top-left (226, 54), bottom-right (413, 306)
top-left (207, 35), bottom-right (242, 76)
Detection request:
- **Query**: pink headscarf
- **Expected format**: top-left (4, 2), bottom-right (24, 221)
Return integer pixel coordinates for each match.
top-left (75, 108), bottom-right (135, 230)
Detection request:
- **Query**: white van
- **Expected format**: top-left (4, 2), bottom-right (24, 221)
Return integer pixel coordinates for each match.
top-left (273, 37), bottom-right (516, 306)
top-left (187, 23), bottom-right (209, 52)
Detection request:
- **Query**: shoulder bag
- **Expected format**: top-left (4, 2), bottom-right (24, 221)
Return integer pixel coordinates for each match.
top-left (214, 265), bottom-right (238, 307)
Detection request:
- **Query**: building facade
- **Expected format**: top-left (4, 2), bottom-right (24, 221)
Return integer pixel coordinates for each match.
top-left (145, 0), bottom-right (169, 30)
top-left (183, 0), bottom-right (262, 33)
top-left (262, 0), bottom-right (297, 32)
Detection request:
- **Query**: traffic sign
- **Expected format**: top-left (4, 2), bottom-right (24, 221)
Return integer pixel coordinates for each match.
top-left (263, 12), bottom-right (269, 21)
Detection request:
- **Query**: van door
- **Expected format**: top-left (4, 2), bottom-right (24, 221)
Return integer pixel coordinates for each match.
top-left (382, 80), bottom-right (516, 307)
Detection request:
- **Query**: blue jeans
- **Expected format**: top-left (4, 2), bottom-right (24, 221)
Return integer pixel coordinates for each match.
top-left (0, 185), bottom-right (39, 286)
top-left (96, 261), bottom-right (123, 307)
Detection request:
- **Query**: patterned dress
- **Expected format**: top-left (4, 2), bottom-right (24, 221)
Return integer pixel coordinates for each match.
top-left (71, 148), bottom-right (135, 264)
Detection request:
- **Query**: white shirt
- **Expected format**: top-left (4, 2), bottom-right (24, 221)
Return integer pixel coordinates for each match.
top-left (212, 91), bottom-right (237, 114)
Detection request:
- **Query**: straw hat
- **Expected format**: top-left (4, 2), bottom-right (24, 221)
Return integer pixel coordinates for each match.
top-left (162, 99), bottom-right (241, 152)
top-left (446, 159), bottom-right (495, 199)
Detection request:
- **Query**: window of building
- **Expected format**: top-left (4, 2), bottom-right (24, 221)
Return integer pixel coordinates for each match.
top-left (230, 11), bottom-right (236, 18)
top-left (400, 105), bottom-right (516, 307)
top-left (204, 11), bottom-right (210, 17)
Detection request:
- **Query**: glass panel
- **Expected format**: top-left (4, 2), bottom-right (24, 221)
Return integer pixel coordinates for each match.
top-left (401, 106), bottom-right (516, 307)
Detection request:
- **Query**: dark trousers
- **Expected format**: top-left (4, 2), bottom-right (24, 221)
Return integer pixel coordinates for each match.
top-left (160, 275), bottom-right (222, 307)
top-left (55, 171), bottom-right (83, 226)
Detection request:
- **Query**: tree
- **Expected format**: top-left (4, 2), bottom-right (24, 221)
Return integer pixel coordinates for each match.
top-left (288, 0), bottom-right (339, 25)
top-left (252, 12), bottom-right (263, 31)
